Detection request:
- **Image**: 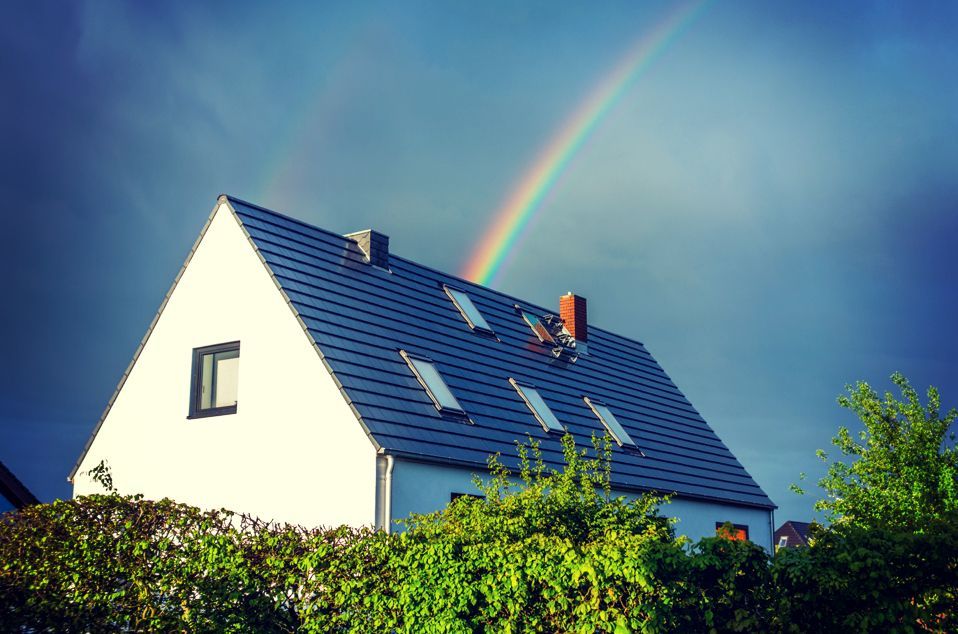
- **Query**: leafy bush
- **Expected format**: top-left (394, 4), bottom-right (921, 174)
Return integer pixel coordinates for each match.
top-left (3, 432), bottom-right (957, 632)
top-left (770, 517), bottom-right (958, 633)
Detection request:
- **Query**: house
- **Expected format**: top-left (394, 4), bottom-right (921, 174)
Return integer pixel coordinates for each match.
top-left (0, 460), bottom-right (39, 513)
top-left (775, 520), bottom-right (812, 549)
top-left (70, 195), bottom-right (776, 548)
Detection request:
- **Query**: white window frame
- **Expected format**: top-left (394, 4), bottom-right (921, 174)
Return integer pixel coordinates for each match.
top-left (509, 378), bottom-right (565, 433)
top-left (400, 350), bottom-right (468, 417)
top-left (584, 397), bottom-right (640, 450)
top-left (444, 285), bottom-right (494, 333)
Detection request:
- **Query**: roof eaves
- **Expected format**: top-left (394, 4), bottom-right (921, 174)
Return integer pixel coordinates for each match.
top-left (380, 448), bottom-right (777, 510)
top-left (0, 460), bottom-right (39, 508)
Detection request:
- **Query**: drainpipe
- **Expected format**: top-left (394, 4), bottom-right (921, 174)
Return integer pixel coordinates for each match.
top-left (375, 453), bottom-right (395, 533)
top-left (769, 508), bottom-right (776, 552)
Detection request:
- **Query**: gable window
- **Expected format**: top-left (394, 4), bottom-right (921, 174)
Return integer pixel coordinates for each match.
top-left (584, 397), bottom-right (638, 449)
top-left (716, 522), bottom-right (749, 541)
top-left (510, 378), bottom-right (564, 433)
top-left (189, 342), bottom-right (240, 418)
top-left (444, 285), bottom-right (493, 333)
top-left (400, 350), bottom-right (466, 415)
top-left (520, 310), bottom-right (555, 344)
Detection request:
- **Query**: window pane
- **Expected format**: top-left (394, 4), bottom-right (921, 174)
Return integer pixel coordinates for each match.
top-left (213, 350), bottom-right (239, 408)
top-left (409, 357), bottom-right (463, 412)
top-left (447, 287), bottom-right (492, 332)
top-left (200, 353), bottom-right (214, 409)
top-left (513, 381), bottom-right (563, 432)
top-left (521, 311), bottom-right (554, 344)
top-left (589, 400), bottom-right (637, 448)
top-left (717, 523), bottom-right (749, 541)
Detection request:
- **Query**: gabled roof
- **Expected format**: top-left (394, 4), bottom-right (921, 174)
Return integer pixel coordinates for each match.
top-left (0, 460), bottom-right (39, 509)
top-left (226, 196), bottom-right (774, 510)
top-left (775, 520), bottom-right (812, 546)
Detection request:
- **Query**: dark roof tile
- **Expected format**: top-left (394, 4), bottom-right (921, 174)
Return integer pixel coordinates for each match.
top-left (229, 196), bottom-right (775, 510)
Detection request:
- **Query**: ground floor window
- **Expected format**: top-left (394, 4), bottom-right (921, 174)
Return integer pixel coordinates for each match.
top-left (450, 492), bottom-right (484, 502)
top-left (716, 522), bottom-right (749, 541)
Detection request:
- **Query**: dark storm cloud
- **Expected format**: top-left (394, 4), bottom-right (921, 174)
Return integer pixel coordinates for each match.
top-left (1, 1), bottom-right (955, 527)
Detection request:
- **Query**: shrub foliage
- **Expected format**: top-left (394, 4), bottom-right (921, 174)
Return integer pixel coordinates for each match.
top-left (2, 432), bottom-right (957, 632)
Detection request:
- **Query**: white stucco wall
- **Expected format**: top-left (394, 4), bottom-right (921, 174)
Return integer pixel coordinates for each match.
top-left (388, 458), bottom-right (773, 550)
top-left (73, 202), bottom-right (377, 528)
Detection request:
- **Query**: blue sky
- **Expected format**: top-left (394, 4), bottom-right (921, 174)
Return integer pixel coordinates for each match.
top-left (1, 0), bottom-right (956, 525)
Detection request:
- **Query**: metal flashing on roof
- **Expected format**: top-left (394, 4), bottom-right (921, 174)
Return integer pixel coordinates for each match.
top-left (509, 378), bottom-right (565, 433)
top-left (399, 349), bottom-right (469, 420)
top-left (444, 284), bottom-right (494, 334)
top-left (584, 396), bottom-right (642, 453)
top-left (515, 306), bottom-right (581, 361)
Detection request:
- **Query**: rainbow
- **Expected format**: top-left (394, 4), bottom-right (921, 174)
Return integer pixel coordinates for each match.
top-left (460, 0), bottom-right (710, 287)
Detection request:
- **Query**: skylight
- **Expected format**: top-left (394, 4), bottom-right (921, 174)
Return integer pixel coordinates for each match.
top-left (510, 378), bottom-right (564, 433)
top-left (400, 350), bottom-right (465, 414)
top-left (520, 310), bottom-right (555, 344)
top-left (584, 397), bottom-right (637, 448)
top-left (444, 286), bottom-right (493, 333)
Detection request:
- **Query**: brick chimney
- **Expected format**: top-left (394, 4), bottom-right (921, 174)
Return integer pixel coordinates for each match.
top-left (559, 292), bottom-right (587, 343)
top-left (345, 229), bottom-right (389, 269)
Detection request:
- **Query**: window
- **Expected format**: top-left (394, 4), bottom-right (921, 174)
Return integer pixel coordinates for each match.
top-left (778, 536), bottom-right (788, 548)
top-left (189, 342), bottom-right (240, 418)
top-left (510, 378), bottom-right (564, 433)
top-left (444, 285), bottom-right (493, 333)
top-left (716, 522), bottom-right (749, 541)
top-left (520, 310), bottom-right (555, 344)
top-left (450, 492), bottom-right (485, 502)
top-left (400, 350), bottom-right (466, 415)
top-left (584, 397), bottom-right (637, 449)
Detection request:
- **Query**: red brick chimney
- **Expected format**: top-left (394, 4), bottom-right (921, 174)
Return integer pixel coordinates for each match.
top-left (559, 292), bottom-right (587, 343)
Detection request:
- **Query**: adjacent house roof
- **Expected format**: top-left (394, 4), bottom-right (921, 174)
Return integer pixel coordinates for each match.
top-left (226, 196), bottom-right (774, 509)
top-left (0, 460), bottom-right (39, 509)
top-left (775, 520), bottom-right (812, 547)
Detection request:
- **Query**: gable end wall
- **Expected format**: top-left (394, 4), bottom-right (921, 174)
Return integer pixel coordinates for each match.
top-left (72, 203), bottom-right (377, 527)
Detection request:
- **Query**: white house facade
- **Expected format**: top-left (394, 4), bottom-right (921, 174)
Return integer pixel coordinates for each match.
top-left (71, 196), bottom-right (776, 548)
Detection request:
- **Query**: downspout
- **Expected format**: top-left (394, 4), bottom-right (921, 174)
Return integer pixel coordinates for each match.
top-left (769, 507), bottom-right (776, 552)
top-left (375, 453), bottom-right (395, 533)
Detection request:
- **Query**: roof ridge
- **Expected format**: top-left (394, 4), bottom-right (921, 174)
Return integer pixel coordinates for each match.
top-left (228, 196), bottom-right (647, 350)
top-left (222, 194), bottom-right (356, 245)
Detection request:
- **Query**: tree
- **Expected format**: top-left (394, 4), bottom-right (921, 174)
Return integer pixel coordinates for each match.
top-left (814, 372), bottom-right (958, 532)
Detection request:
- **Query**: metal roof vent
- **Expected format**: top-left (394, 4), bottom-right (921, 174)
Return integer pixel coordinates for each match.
top-left (345, 229), bottom-right (389, 269)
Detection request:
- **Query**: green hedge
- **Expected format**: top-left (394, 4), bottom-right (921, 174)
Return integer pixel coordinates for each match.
top-left (2, 439), bottom-right (956, 632)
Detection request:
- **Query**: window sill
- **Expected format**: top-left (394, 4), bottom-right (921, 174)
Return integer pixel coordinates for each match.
top-left (188, 405), bottom-right (237, 420)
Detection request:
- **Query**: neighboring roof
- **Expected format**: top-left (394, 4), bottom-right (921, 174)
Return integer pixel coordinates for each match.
top-left (226, 196), bottom-right (775, 510)
top-left (0, 460), bottom-right (39, 509)
top-left (774, 520), bottom-right (812, 547)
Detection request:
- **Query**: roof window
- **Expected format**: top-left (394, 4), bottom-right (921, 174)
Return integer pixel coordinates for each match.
top-left (584, 397), bottom-right (638, 449)
top-left (444, 285), bottom-right (493, 333)
top-left (510, 378), bottom-right (564, 433)
top-left (520, 310), bottom-right (555, 344)
top-left (400, 350), bottom-right (465, 415)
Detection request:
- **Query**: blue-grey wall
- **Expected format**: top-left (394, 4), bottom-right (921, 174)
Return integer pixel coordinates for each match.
top-left (389, 458), bottom-right (773, 550)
